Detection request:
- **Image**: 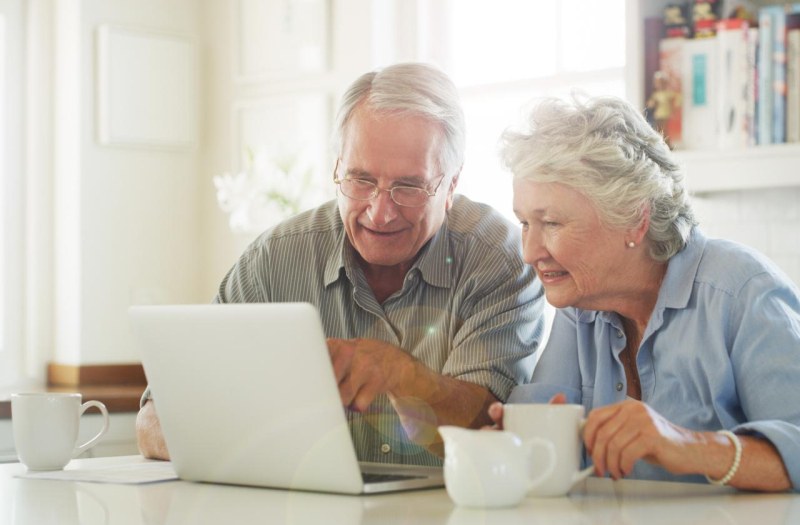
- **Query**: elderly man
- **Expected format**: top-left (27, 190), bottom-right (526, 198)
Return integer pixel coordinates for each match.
top-left (137, 62), bottom-right (545, 466)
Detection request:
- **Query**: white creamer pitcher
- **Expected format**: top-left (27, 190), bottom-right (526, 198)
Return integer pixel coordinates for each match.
top-left (438, 426), bottom-right (556, 508)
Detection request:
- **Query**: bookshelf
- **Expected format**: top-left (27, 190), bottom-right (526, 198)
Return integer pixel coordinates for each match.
top-left (626, 0), bottom-right (800, 194)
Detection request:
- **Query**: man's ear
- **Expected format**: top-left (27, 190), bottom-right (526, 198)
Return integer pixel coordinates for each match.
top-left (445, 168), bottom-right (461, 210)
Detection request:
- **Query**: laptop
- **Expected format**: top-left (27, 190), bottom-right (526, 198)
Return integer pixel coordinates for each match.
top-left (129, 303), bottom-right (444, 494)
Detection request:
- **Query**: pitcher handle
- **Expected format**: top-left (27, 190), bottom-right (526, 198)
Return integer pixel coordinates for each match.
top-left (524, 437), bottom-right (557, 492)
top-left (73, 400), bottom-right (110, 457)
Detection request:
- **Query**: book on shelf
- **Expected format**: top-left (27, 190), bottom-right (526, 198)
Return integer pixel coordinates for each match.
top-left (644, 16), bottom-right (665, 114)
top-left (758, 3), bottom-right (800, 145)
top-left (716, 19), bottom-right (750, 149)
top-left (758, 6), bottom-right (776, 145)
top-left (745, 26), bottom-right (759, 146)
top-left (788, 15), bottom-right (800, 143)
top-left (682, 36), bottom-right (719, 150)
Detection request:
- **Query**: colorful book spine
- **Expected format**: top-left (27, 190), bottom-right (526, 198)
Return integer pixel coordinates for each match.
top-left (759, 3), bottom-right (800, 144)
top-left (758, 6), bottom-right (777, 145)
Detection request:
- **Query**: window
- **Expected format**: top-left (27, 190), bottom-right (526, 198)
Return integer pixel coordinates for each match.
top-left (419, 0), bottom-right (627, 220)
top-left (0, 13), bottom-right (6, 381)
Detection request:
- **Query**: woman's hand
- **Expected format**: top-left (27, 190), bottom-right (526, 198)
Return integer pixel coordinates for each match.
top-left (582, 399), bottom-right (704, 480)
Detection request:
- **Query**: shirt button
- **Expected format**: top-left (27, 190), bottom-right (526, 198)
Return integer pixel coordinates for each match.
top-left (616, 330), bottom-right (624, 338)
top-left (616, 382), bottom-right (624, 391)
top-left (380, 443), bottom-right (392, 454)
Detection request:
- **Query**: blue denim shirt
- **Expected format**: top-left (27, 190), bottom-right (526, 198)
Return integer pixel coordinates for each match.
top-left (509, 228), bottom-right (800, 490)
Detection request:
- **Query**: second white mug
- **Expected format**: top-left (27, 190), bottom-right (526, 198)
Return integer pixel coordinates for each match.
top-left (503, 403), bottom-right (593, 497)
top-left (11, 392), bottom-right (110, 471)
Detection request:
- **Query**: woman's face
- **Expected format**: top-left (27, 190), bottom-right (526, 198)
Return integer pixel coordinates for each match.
top-left (512, 179), bottom-right (631, 310)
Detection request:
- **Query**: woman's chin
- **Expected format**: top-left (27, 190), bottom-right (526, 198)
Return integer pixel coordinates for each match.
top-left (543, 290), bottom-right (574, 309)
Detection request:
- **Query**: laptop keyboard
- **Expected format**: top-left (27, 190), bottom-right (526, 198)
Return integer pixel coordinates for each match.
top-left (361, 472), bottom-right (425, 483)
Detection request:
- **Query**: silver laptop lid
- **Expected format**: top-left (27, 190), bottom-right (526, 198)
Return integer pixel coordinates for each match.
top-left (130, 303), bottom-right (367, 494)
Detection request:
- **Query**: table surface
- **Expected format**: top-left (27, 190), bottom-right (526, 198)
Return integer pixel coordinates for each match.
top-left (2, 455), bottom-right (799, 525)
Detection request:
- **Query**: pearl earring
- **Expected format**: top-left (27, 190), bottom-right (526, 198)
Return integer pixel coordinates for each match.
top-left (627, 241), bottom-right (635, 248)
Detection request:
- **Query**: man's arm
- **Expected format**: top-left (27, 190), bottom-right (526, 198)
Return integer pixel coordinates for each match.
top-left (135, 400), bottom-right (170, 460)
top-left (328, 338), bottom-right (498, 457)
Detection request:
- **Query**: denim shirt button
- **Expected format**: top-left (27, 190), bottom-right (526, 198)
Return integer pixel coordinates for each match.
top-left (616, 382), bottom-right (624, 392)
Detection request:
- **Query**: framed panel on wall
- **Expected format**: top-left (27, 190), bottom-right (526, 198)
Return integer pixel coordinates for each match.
top-left (236, 0), bottom-right (330, 82)
top-left (96, 25), bottom-right (197, 149)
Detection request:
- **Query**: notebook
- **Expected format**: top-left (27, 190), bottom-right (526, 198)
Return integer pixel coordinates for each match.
top-left (129, 303), bottom-right (444, 494)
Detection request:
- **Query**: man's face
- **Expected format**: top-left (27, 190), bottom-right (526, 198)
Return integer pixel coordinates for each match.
top-left (337, 105), bottom-right (457, 273)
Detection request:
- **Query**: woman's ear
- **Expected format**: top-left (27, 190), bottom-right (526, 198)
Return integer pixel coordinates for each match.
top-left (629, 204), bottom-right (651, 244)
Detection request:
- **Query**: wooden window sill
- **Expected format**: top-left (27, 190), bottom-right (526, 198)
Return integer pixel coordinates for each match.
top-left (0, 363), bottom-right (146, 419)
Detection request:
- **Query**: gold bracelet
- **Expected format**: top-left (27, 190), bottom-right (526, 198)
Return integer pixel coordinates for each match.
top-left (705, 430), bottom-right (742, 486)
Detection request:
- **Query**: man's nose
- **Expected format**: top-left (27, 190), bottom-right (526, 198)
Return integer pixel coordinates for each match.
top-left (366, 189), bottom-right (399, 227)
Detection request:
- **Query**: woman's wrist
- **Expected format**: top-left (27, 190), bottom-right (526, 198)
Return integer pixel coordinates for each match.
top-left (704, 430), bottom-right (741, 486)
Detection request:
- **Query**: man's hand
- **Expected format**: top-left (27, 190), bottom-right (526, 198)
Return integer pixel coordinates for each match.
top-left (327, 337), bottom-right (497, 454)
top-left (136, 400), bottom-right (170, 460)
top-left (327, 338), bottom-right (413, 412)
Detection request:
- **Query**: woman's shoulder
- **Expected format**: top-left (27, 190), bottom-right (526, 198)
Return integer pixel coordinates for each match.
top-left (694, 234), bottom-right (794, 296)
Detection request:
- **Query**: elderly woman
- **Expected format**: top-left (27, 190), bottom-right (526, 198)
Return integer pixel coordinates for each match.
top-left (492, 95), bottom-right (800, 492)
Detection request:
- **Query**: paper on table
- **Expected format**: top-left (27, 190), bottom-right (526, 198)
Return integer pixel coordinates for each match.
top-left (15, 460), bottom-right (179, 484)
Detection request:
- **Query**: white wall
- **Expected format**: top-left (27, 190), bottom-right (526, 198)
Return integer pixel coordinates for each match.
top-left (43, 0), bottom-right (204, 367)
top-left (694, 188), bottom-right (800, 285)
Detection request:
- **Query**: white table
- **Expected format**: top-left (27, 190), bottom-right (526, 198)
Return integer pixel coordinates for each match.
top-left (2, 455), bottom-right (798, 524)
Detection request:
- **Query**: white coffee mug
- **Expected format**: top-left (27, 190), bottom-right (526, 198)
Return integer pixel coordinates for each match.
top-left (11, 392), bottom-right (110, 471)
top-left (503, 403), bottom-right (593, 497)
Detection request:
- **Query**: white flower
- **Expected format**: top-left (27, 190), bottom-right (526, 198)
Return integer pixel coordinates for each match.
top-left (213, 150), bottom-right (319, 234)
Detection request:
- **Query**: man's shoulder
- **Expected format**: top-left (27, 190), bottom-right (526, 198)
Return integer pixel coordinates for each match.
top-left (443, 195), bottom-right (530, 280)
top-left (447, 195), bottom-right (518, 242)
top-left (257, 200), bottom-right (342, 243)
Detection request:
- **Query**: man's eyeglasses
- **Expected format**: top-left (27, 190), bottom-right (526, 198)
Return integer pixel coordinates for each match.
top-left (332, 159), bottom-right (447, 208)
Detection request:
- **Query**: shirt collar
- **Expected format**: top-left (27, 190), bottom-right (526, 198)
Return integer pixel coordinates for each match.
top-left (413, 217), bottom-right (452, 289)
top-left (323, 227), bottom-right (348, 287)
top-left (658, 227), bottom-right (705, 309)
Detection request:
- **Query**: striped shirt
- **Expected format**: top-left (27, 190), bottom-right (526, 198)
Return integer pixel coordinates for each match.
top-left (215, 195), bottom-right (545, 466)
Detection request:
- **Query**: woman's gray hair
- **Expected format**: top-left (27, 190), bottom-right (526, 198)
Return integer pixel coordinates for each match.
top-left (501, 95), bottom-right (697, 262)
top-left (332, 62), bottom-right (466, 177)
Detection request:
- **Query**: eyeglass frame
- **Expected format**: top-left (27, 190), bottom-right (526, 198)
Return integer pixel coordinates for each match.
top-left (332, 158), bottom-right (449, 208)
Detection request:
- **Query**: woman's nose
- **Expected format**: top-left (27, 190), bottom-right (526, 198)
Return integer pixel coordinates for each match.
top-left (522, 229), bottom-right (546, 266)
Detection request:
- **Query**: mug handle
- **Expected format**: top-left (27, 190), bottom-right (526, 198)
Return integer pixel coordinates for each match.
top-left (576, 417), bottom-right (595, 482)
top-left (73, 400), bottom-right (110, 458)
top-left (523, 437), bottom-right (557, 492)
